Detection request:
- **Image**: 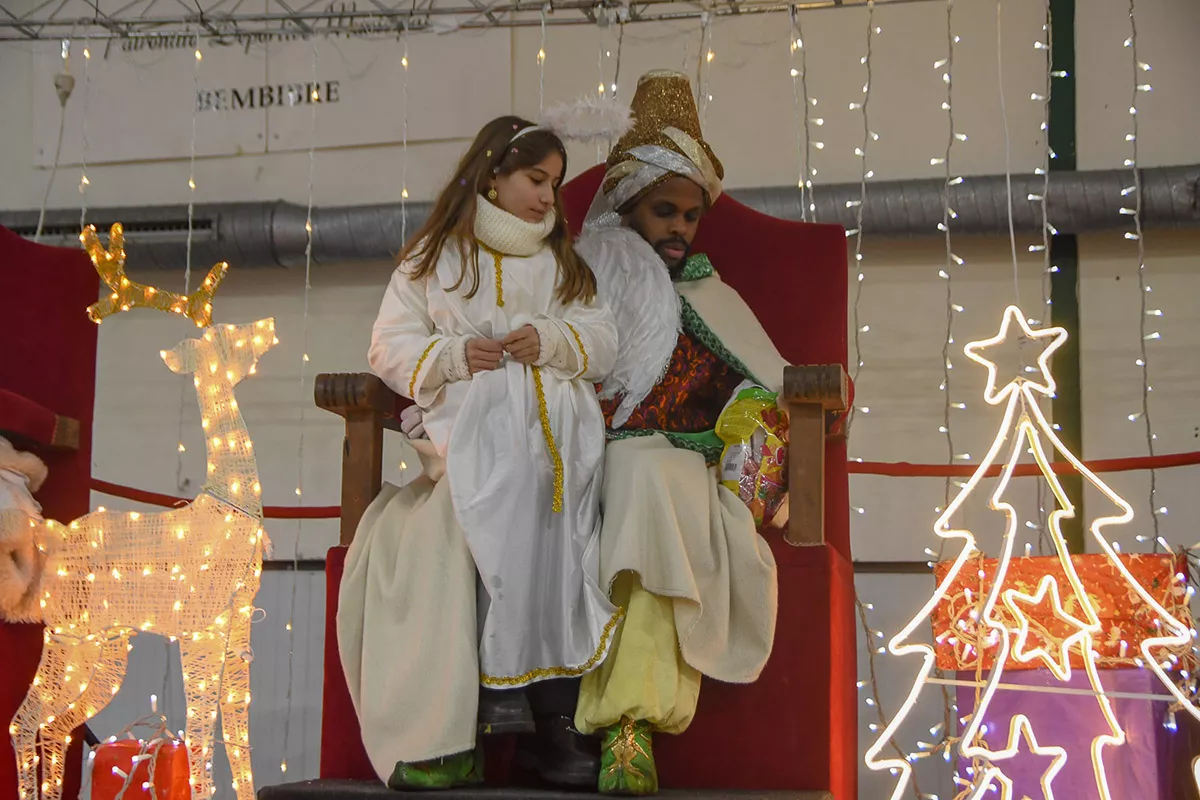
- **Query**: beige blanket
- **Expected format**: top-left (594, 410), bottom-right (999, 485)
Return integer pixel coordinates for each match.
top-left (599, 434), bottom-right (779, 683)
top-left (336, 477), bottom-right (479, 777)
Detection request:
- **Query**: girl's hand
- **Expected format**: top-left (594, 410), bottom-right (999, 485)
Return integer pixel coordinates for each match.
top-left (502, 325), bottom-right (541, 365)
top-left (466, 337), bottom-right (505, 373)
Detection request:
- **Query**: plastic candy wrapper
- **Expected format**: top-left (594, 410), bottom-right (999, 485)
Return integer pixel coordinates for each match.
top-left (715, 380), bottom-right (788, 527)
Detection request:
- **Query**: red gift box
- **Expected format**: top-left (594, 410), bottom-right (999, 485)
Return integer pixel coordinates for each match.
top-left (90, 736), bottom-right (190, 800)
top-left (933, 552), bottom-right (1190, 672)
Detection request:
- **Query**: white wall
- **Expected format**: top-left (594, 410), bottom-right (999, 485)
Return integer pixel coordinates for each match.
top-left (2, 0), bottom-right (1199, 212)
top-left (2, 0), bottom-right (1199, 796)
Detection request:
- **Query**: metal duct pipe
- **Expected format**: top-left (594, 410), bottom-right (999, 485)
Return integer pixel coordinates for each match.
top-left (736, 164), bottom-right (1200, 237)
top-left (3, 164), bottom-right (1196, 269)
top-left (0, 201), bottom-right (423, 271)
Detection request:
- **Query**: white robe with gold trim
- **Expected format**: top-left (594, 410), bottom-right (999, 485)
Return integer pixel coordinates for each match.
top-left (369, 242), bottom-right (619, 686)
top-left (339, 240), bottom-right (617, 777)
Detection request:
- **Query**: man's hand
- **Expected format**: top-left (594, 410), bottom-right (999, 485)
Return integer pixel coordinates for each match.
top-left (466, 337), bottom-right (505, 373)
top-left (502, 324), bottom-right (541, 365)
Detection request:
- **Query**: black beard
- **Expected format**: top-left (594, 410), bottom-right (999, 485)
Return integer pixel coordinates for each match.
top-left (625, 216), bottom-right (690, 275)
top-left (654, 238), bottom-right (691, 278)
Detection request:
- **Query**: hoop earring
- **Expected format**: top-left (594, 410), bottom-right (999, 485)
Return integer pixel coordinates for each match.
top-left (487, 187), bottom-right (498, 201)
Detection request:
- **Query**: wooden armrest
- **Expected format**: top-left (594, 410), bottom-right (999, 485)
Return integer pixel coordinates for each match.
top-left (316, 365), bottom-right (850, 549)
top-left (784, 364), bottom-right (849, 547)
top-left (315, 373), bottom-right (397, 545)
top-left (314, 372), bottom-right (394, 419)
top-left (0, 389), bottom-right (81, 451)
top-left (50, 416), bottom-right (80, 449)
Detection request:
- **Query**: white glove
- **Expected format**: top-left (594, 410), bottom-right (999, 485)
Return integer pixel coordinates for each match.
top-left (399, 403), bottom-right (427, 440)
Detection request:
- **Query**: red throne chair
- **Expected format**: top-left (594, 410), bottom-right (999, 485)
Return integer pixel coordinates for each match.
top-left (299, 165), bottom-right (856, 800)
top-left (0, 226), bottom-right (100, 800)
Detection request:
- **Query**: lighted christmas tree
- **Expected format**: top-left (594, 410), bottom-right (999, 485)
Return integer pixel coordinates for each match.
top-left (864, 305), bottom-right (1198, 800)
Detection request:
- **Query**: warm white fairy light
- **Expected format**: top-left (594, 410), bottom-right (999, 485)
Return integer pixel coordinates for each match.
top-left (77, 37), bottom-right (91, 230)
top-left (186, 34), bottom-right (200, 281)
top-left (12, 286), bottom-right (274, 800)
top-left (994, 0), bottom-right (1022, 309)
top-left (538, 4), bottom-right (548, 115)
top-left (279, 40), bottom-right (320, 778)
top-left (595, 39), bottom-right (607, 162)
top-left (935, 0), bottom-right (966, 555)
top-left (788, 5), bottom-right (819, 222)
top-left (856, 596), bottom-right (933, 798)
top-left (846, 5), bottom-right (896, 782)
top-left (594, 23), bottom-right (623, 162)
top-left (846, 0), bottom-right (876, 435)
top-left (175, 27), bottom-right (204, 490)
top-left (696, 11), bottom-right (715, 124)
top-left (1027, 3), bottom-right (1063, 557)
top-left (400, 30), bottom-right (410, 244)
top-left (1029, 14), bottom-right (1054, 306)
top-left (1122, 0), bottom-right (1164, 552)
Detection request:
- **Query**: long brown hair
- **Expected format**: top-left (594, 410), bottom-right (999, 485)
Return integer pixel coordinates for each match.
top-left (398, 115), bottom-right (596, 305)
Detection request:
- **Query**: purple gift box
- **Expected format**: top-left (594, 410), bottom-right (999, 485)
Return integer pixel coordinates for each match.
top-left (955, 668), bottom-right (1183, 799)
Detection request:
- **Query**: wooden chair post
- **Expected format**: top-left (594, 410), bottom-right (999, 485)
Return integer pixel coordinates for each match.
top-left (784, 364), bottom-right (848, 546)
top-left (314, 373), bottom-right (393, 546)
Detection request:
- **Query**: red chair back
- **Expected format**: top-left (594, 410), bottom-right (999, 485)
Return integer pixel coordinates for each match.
top-left (320, 168), bottom-right (858, 799)
top-left (0, 225), bottom-right (99, 800)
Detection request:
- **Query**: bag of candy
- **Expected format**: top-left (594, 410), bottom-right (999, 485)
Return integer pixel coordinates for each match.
top-left (714, 380), bottom-right (789, 527)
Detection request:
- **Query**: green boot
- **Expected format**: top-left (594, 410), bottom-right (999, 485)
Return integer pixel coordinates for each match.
top-left (599, 716), bottom-right (658, 796)
top-left (387, 747), bottom-right (483, 791)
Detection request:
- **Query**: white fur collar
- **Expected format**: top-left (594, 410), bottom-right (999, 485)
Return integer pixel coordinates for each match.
top-left (0, 437), bottom-right (47, 493)
top-left (575, 226), bottom-right (680, 428)
top-left (475, 199), bottom-right (555, 257)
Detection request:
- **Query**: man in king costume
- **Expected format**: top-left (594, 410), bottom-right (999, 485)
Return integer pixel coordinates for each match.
top-left (571, 70), bottom-right (786, 795)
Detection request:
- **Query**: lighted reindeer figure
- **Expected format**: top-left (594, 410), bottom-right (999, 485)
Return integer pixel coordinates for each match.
top-left (9, 233), bottom-right (276, 800)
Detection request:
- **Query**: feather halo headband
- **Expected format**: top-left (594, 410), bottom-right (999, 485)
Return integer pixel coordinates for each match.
top-left (511, 94), bottom-right (634, 145)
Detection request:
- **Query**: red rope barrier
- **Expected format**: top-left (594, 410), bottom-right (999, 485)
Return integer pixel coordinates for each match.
top-left (849, 450), bottom-right (1200, 478)
top-left (90, 479), bottom-right (342, 519)
top-left (90, 450), bottom-right (1200, 518)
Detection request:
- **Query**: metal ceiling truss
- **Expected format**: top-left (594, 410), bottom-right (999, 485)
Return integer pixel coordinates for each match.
top-left (0, 0), bottom-right (920, 42)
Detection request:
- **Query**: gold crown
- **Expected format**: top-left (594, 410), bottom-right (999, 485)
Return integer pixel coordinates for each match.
top-left (81, 223), bottom-right (227, 327)
top-left (606, 70), bottom-right (724, 188)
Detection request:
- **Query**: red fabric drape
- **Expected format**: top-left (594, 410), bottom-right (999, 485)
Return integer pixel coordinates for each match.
top-left (0, 225), bottom-right (99, 800)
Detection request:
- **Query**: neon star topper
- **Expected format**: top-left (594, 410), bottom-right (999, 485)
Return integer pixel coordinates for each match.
top-left (864, 305), bottom-right (1198, 800)
top-left (962, 304), bottom-right (1067, 403)
top-left (81, 222), bottom-right (228, 327)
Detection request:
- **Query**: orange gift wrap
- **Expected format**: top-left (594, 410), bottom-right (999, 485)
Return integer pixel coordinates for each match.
top-left (932, 552), bottom-right (1191, 672)
top-left (90, 733), bottom-right (190, 800)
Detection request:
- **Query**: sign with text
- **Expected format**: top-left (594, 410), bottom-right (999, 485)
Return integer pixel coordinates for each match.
top-left (31, 32), bottom-right (511, 166)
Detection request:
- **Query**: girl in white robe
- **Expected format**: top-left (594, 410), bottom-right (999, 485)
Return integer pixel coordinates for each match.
top-left (357, 115), bottom-right (619, 788)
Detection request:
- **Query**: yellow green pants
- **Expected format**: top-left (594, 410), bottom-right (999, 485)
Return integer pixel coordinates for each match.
top-left (574, 571), bottom-right (701, 735)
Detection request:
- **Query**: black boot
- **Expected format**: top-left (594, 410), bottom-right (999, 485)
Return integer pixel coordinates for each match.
top-left (478, 686), bottom-right (535, 735)
top-left (515, 714), bottom-right (601, 789)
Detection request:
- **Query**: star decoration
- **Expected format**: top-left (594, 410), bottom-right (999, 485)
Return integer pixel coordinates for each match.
top-left (973, 716), bottom-right (1068, 800)
top-left (963, 305), bottom-right (1067, 405)
top-left (81, 222), bottom-right (228, 327)
top-left (1003, 574), bottom-right (1094, 681)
